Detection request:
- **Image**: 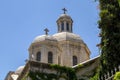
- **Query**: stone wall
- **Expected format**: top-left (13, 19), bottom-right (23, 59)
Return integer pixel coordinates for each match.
top-left (17, 56), bottom-right (99, 80)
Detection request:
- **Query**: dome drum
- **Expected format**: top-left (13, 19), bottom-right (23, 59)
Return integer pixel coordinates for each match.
top-left (57, 14), bottom-right (73, 33)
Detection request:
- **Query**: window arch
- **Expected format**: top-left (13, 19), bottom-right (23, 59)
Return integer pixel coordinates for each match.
top-left (73, 56), bottom-right (77, 66)
top-left (48, 52), bottom-right (53, 63)
top-left (36, 52), bottom-right (41, 61)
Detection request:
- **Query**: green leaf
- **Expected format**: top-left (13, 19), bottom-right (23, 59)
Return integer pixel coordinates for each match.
top-left (118, 0), bottom-right (120, 6)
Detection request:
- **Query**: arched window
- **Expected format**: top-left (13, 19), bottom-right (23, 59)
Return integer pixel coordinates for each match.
top-left (61, 22), bottom-right (64, 31)
top-left (36, 52), bottom-right (41, 61)
top-left (66, 23), bottom-right (69, 31)
top-left (48, 52), bottom-right (53, 63)
top-left (73, 56), bottom-right (77, 66)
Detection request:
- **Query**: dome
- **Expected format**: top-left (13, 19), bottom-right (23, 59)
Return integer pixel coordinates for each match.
top-left (15, 66), bottom-right (25, 74)
top-left (57, 14), bottom-right (73, 22)
top-left (59, 14), bottom-right (71, 18)
top-left (53, 32), bottom-right (83, 42)
top-left (33, 35), bottom-right (57, 43)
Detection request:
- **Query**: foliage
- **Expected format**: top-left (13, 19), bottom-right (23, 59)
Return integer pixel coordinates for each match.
top-left (21, 72), bottom-right (28, 80)
top-left (114, 72), bottom-right (120, 80)
top-left (98, 0), bottom-right (120, 78)
top-left (90, 73), bottom-right (99, 80)
top-left (29, 71), bottom-right (57, 80)
top-left (28, 64), bottom-right (77, 80)
top-left (89, 68), bottom-right (100, 80)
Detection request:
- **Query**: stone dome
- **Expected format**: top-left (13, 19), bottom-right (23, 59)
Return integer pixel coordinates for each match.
top-left (60, 14), bottom-right (71, 18)
top-left (15, 66), bottom-right (25, 74)
top-left (53, 32), bottom-right (83, 42)
top-left (57, 14), bottom-right (73, 22)
top-left (33, 35), bottom-right (57, 43)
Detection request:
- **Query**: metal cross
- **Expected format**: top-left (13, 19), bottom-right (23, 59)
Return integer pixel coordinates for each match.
top-left (62, 8), bottom-right (67, 14)
top-left (44, 28), bottom-right (49, 35)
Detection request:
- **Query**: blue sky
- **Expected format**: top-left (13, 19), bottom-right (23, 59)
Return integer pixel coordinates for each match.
top-left (0, 0), bottom-right (99, 80)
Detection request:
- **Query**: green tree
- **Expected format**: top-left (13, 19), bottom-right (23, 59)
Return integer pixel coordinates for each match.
top-left (98, 0), bottom-right (120, 78)
top-left (114, 72), bottom-right (120, 80)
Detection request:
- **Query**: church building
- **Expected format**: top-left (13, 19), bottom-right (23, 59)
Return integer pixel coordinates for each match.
top-left (5, 9), bottom-right (99, 80)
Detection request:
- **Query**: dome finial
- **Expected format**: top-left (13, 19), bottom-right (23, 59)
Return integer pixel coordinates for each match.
top-left (62, 8), bottom-right (67, 14)
top-left (44, 28), bottom-right (49, 35)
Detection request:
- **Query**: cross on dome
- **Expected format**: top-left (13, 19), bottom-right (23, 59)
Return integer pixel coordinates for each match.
top-left (62, 8), bottom-right (67, 14)
top-left (44, 28), bottom-right (49, 35)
